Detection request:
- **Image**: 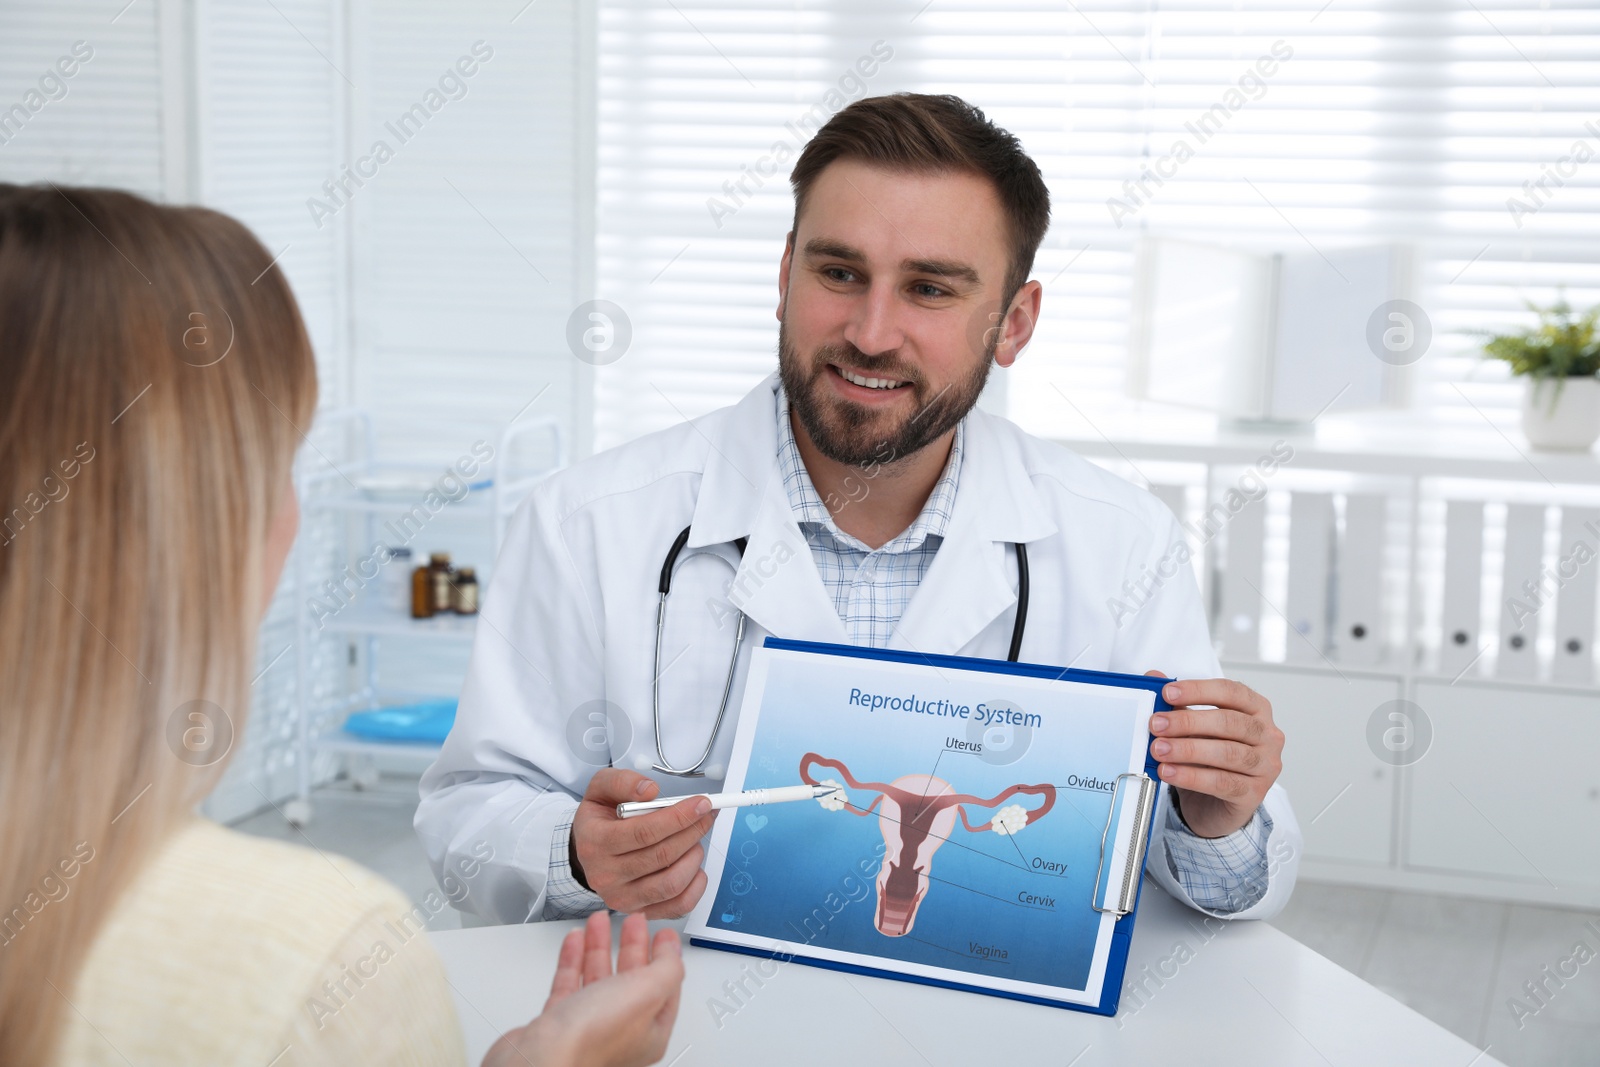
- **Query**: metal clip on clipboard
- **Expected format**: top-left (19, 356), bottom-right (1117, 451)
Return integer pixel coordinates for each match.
top-left (1092, 772), bottom-right (1158, 918)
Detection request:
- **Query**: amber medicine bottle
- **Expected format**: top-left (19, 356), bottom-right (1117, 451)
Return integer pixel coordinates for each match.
top-left (410, 565), bottom-right (433, 619)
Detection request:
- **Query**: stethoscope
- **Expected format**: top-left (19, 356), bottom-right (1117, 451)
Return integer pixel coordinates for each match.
top-left (650, 524), bottom-right (1031, 777)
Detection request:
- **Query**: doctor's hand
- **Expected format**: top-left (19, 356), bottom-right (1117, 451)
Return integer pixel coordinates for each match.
top-left (571, 769), bottom-right (718, 918)
top-left (482, 911), bottom-right (684, 1067)
top-left (1143, 672), bottom-right (1284, 840)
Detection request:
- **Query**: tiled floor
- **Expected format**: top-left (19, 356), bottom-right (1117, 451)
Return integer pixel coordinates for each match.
top-left (231, 774), bottom-right (461, 932)
top-left (233, 777), bottom-right (1600, 1065)
top-left (1266, 881), bottom-right (1600, 1066)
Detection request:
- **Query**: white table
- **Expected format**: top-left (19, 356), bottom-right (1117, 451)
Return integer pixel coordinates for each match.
top-left (431, 885), bottom-right (1505, 1067)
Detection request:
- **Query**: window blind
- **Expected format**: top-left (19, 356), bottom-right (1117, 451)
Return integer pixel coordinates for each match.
top-left (197, 0), bottom-right (348, 405)
top-left (193, 0), bottom-right (353, 820)
top-left (0, 0), bottom-right (166, 194)
top-left (594, 0), bottom-right (1600, 449)
top-left (347, 0), bottom-right (588, 465)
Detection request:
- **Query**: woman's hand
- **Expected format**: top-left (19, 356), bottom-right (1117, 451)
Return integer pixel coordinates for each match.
top-left (483, 912), bottom-right (685, 1067)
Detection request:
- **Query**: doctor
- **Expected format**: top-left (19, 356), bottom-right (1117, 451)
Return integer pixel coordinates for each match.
top-left (417, 92), bottom-right (1300, 927)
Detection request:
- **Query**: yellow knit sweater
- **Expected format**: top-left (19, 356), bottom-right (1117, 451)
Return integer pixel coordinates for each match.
top-left (55, 816), bottom-right (467, 1066)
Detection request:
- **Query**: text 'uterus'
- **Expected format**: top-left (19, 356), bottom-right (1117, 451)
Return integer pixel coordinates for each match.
top-left (799, 753), bottom-right (1056, 937)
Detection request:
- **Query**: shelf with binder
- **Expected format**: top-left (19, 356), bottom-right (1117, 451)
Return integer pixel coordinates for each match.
top-left (285, 408), bottom-right (565, 827)
top-left (1057, 422), bottom-right (1600, 910)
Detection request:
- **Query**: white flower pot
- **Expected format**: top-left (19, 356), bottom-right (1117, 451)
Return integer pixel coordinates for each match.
top-left (1521, 377), bottom-right (1600, 451)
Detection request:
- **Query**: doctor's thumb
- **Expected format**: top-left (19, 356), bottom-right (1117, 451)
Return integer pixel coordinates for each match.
top-left (584, 767), bottom-right (659, 804)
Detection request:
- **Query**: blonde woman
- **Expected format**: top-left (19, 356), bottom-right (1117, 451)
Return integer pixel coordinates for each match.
top-left (0, 183), bottom-right (683, 1066)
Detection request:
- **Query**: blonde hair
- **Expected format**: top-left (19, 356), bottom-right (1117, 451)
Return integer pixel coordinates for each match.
top-left (0, 184), bottom-right (318, 1063)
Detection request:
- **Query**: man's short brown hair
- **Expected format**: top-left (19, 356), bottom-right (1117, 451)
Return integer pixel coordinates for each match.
top-left (788, 93), bottom-right (1051, 304)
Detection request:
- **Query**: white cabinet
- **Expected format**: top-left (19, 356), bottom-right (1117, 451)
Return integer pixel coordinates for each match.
top-left (1408, 680), bottom-right (1600, 890)
top-left (1228, 664), bottom-right (1398, 868)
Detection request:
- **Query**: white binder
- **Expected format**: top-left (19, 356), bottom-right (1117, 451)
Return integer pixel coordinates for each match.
top-left (1217, 489), bottom-right (1267, 661)
top-left (1553, 506), bottom-right (1599, 685)
top-left (1148, 482), bottom-right (1189, 528)
top-left (1497, 503), bottom-right (1547, 680)
top-left (1437, 500), bottom-right (1486, 678)
top-left (1335, 493), bottom-right (1386, 666)
top-left (1148, 483), bottom-right (1204, 609)
top-left (1284, 491), bottom-right (1334, 663)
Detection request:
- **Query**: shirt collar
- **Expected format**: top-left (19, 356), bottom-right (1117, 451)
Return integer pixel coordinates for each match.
top-left (774, 382), bottom-right (964, 553)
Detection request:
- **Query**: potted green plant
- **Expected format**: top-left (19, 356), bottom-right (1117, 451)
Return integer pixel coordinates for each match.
top-left (1479, 299), bottom-right (1600, 451)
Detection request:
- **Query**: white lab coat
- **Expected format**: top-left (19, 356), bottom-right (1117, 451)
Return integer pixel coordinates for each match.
top-left (416, 374), bottom-right (1301, 925)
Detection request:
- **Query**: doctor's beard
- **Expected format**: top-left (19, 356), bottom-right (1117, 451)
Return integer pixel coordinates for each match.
top-left (777, 319), bottom-right (994, 468)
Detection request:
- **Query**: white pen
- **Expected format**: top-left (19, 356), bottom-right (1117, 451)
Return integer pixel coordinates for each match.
top-left (616, 783), bottom-right (840, 820)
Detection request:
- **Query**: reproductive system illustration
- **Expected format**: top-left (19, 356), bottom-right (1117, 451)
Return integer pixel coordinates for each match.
top-left (798, 752), bottom-right (1056, 938)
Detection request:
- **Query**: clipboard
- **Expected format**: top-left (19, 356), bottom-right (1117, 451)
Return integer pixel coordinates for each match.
top-left (685, 637), bottom-right (1169, 1016)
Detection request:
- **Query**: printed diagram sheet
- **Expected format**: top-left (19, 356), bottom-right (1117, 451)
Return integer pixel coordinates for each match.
top-left (686, 641), bottom-right (1158, 1009)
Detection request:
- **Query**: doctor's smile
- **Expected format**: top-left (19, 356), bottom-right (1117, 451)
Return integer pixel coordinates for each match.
top-left (830, 364), bottom-right (910, 393)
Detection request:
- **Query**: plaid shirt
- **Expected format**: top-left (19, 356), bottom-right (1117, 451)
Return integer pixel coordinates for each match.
top-left (541, 384), bottom-right (1270, 919)
top-left (774, 383), bottom-right (961, 649)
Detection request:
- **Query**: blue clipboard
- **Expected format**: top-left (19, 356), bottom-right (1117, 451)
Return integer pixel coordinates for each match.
top-left (686, 636), bottom-right (1170, 1017)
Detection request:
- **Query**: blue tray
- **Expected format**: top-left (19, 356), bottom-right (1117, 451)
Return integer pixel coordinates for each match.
top-left (343, 699), bottom-right (457, 743)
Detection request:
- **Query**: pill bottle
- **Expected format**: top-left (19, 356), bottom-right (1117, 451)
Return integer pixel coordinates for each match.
top-left (453, 567), bottom-right (479, 615)
top-left (429, 552), bottom-right (453, 614)
top-left (410, 565), bottom-right (433, 619)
